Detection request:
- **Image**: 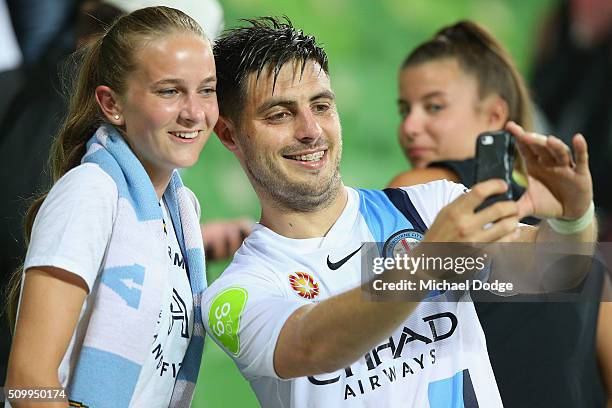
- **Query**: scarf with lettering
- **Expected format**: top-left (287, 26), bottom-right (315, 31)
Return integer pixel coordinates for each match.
top-left (67, 124), bottom-right (206, 407)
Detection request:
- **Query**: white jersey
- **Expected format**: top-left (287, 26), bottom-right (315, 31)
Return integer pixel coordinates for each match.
top-left (202, 180), bottom-right (503, 408)
top-left (18, 164), bottom-right (194, 407)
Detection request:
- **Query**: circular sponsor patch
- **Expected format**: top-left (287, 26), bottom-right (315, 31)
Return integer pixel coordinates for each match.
top-left (289, 271), bottom-right (320, 300)
top-left (382, 229), bottom-right (424, 258)
top-left (208, 287), bottom-right (248, 355)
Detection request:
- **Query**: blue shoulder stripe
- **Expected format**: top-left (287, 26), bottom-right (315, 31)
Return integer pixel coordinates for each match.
top-left (357, 189), bottom-right (416, 254)
top-left (383, 188), bottom-right (428, 233)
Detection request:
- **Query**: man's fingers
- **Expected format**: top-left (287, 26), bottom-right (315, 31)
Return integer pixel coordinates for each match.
top-left (518, 132), bottom-right (570, 168)
top-left (525, 138), bottom-right (558, 166)
top-left (546, 136), bottom-right (573, 167)
top-left (473, 216), bottom-right (520, 243)
top-left (516, 140), bottom-right (538, 165)
top-left (462, 179), bottom-right (509, 210)
top-left (474, 200), bottom-right (519, 225)
top-left (510, 121), bottom-right (577, 169)
top-left (505, 121), bottom-right (526, 137)
top-left (508, 121), bottom-right (548, 152)
top-left (514, 132), bottom-right (550, 167)
top-left (572, 133), bottom-right (589, 173)
top-left (508, 121), bottom-right (547, 146)
top-left (492, 223), bottom-right (522, 243)
top-left (508, 121), bottom-right (551, 154)
top-left (515, 193), bottom-right (535, 220)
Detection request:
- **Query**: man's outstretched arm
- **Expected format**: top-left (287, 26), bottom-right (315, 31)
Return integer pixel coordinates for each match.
top-left (274, 180), bottom-right (520, 378)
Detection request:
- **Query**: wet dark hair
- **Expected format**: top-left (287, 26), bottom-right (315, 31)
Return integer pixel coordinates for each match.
top-left (402, 20), bottom-right (532, 130)
top-left (213, 16), bottom-right (329, 122)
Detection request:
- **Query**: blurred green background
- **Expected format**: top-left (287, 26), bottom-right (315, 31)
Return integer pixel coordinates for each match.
top-left (185, 0), bottom-right (556, 406)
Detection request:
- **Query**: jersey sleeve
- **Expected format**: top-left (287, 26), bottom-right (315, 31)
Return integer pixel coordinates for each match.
top-left (403, 179), bottom-right (468, 227)
top-left (202, 267), bottom-right (309, 380)
top-left (24, 163), bottom-right (117, 291)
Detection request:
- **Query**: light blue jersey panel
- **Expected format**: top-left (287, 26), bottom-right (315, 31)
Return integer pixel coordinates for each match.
top-left (357, 189), bottom-right (417, 254)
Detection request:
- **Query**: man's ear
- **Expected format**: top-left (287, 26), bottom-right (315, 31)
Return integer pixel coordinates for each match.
top-left (484, 95), bottom-right (509, 129)
top-left (95, 85), bottom-right (124, 126)
top-left (215, 116), bottom-right (240, 153)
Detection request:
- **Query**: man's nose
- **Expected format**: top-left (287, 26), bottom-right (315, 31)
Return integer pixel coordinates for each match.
top-left (294, 110), bottom-right (323, 143)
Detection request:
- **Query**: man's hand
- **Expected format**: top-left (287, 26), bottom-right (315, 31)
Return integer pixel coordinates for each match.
top-left (201, 218), bottom-right (254, 261)
top-left (506, 121), bottom-right (593, 221)
top-left (424, 179), bottom-right (521, 243)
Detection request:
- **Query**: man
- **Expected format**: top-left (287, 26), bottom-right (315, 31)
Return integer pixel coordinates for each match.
top-left (202, 17), bottom-right (596, 407)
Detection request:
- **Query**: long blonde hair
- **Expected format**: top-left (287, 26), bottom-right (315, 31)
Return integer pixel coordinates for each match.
top-left (5, 6), bottom-right (205, 329)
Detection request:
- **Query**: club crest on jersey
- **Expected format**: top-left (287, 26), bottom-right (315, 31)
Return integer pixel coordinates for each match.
top-left (289, 272), bottom-right (320, 300)
top-left (382, 229), bottom-right (423, 258)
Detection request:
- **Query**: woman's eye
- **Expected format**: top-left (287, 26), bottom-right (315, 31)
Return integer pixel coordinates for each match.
top-left (426, 103), bottom-right (444, 113)
top-left (398, 102), bottom-right (410, 118)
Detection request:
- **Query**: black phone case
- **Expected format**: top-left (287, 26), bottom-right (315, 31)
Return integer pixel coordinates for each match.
top-left (474, 130), bottom-right (515, 212)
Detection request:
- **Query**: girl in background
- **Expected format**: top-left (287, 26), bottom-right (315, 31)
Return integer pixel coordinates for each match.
top-left (389, 20), bottom-right (610, 407)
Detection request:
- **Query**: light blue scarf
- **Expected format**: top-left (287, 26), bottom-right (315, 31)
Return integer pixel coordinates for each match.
top-left (67, 124), bottom-right (206, 407)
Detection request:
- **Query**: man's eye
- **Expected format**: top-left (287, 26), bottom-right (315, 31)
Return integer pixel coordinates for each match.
top-left (313, 103), bottom-right (330, 113)
top-left (267, 112), bottom-right (291, 122)
top-left (157, 89), bottom-right (178, 97)
top-left (200, 87), bottom-right (216, 96)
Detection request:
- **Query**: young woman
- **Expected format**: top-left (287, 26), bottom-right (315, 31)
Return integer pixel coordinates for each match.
top-left (388, 20), bottom-right (611, 407)
top-left (5, 6), bottom-right (217, 407)
top-left (390, 20), bottom-right (531, 188)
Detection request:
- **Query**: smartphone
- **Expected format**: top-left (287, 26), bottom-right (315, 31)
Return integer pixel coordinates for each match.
top-left (474, 130), bottom-right (515, 212)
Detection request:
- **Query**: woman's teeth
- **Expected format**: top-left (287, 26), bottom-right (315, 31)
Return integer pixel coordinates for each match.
top-left (172, 131), bottom-right (198, 139)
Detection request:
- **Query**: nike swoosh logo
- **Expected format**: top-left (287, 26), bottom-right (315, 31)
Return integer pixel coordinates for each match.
top-left (327, 244), bottom-right (364, 270)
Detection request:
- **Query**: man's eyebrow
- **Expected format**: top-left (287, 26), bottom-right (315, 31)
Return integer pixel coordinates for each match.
top-left (256, 90), bottom-right (337, 114)
top-left (310, 90), bottom-right (336, 102)
top-left (201, 75), bottom-right (217, 84)
top-left (256, 98), bottom-right (296, 114)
